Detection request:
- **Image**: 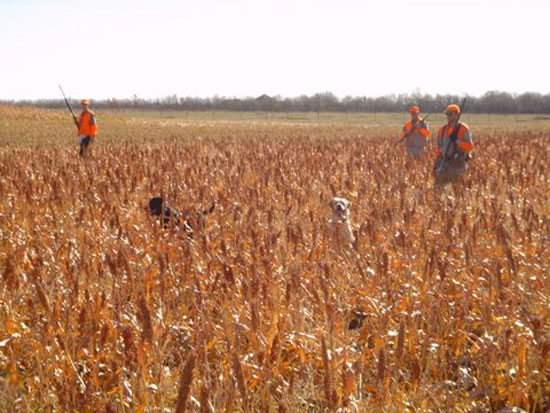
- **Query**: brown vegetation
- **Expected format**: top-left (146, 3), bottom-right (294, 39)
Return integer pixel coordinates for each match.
top-left (0, 105), bottom-right (549, 411)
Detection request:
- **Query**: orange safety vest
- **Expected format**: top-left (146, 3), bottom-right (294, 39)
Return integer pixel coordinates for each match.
top-left (400, 118), bottom-right (430, 139)
top-left (77, 110), bottom-right (98, 136)
top-left (436, 122), bottom-right (473, 156)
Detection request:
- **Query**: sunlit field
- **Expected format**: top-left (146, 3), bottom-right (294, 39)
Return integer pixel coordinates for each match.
top-left (1, 104), bottom-right (549, 411)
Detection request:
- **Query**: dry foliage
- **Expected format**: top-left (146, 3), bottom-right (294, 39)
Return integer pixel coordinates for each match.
top-left (0, 105), bottom-right (550, 411)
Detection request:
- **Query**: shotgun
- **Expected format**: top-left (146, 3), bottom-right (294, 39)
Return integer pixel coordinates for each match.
top-left (58, 85), bottom-right (79, 128)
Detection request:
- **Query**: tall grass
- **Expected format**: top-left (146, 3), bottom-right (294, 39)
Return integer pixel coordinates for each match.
top-left (0, 105), bottom-right (549, 411)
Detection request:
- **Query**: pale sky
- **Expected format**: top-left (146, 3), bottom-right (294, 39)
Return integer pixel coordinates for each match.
top-left (1, 0), bottom-right (549, 101)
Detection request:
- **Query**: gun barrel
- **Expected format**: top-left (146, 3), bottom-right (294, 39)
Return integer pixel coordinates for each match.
top-left (58, 85), bottom-right (79, 128)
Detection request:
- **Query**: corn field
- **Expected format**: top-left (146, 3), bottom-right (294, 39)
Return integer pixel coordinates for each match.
top-left (1, 105), bottom-right (549, 411)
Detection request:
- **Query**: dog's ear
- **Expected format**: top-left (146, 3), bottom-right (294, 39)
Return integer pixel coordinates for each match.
top-left (346, 199), bottom-right (352, 209)
top-left (328, 199), bottom-right (335, 209)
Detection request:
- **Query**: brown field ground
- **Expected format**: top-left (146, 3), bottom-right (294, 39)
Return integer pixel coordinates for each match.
top-left (1, 105), bottom-right (549, 411)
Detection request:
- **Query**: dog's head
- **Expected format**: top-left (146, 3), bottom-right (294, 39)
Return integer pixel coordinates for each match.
top-left (329, 197), bottom-right (352, 220)
top-left (149, 196), bottom-right (179, 226)
top-left (149, 197), bottom-right (164, 217)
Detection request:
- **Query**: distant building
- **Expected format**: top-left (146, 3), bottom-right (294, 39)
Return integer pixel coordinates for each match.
top-left (255, 94), bottom-right (276, 111)
top-left (256, 94), bottom-right (273, 102)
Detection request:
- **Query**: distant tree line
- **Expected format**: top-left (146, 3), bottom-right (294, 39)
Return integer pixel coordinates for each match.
top-left (4, 91), bottom-right (550, 114)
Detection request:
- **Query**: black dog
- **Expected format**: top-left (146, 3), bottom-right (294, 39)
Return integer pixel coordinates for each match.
top-left (148, 197), bottom-right (215, 236)
top-left (148, 197), bottom-right (181, 227)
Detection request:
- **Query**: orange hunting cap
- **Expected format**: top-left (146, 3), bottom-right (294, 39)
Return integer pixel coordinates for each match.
top-left (80, 98), bottom-right (90, 104)
top-left (409, 105), bottom-right (420, 113)
top-left (445, 104), bottom-right (460, 114)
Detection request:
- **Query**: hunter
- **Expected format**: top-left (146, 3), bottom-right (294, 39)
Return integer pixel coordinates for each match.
top-left (77, 99), bottom-right (98, 156)
top-left (433, 104), bottom-right (474, 185)
top-left (399, 106), bottom-right (430, 157)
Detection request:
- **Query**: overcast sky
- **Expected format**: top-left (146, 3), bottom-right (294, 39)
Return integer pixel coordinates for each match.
top-left (1, 0), bottom-right (549, 101)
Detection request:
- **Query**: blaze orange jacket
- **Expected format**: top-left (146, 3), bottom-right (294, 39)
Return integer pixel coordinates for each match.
top-left (436, 122), bottom-right (473, 156)
top-left (400, 118), bottom-right (430, 139)
top-left (77, 110), bottom-right (98, 137)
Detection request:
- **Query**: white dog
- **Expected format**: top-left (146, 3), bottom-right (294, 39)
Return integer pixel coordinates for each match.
top-left (329, 197), bottom-right (356, 248)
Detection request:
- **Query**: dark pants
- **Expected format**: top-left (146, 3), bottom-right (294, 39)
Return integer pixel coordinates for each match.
top-left (79, 136), bottom-right (91, 156)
